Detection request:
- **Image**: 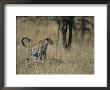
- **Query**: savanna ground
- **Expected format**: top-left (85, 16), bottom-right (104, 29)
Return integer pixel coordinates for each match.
top-left (16, 16), bottom-right (94, 74)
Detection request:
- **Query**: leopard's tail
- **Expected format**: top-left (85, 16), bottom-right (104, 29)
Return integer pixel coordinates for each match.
top-left (21, 37), bottom-right (31, 47)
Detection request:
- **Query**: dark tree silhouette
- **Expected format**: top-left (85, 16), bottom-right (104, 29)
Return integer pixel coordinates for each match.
top-left (81, 16), bottom-right (90, 39)
top-left (56, 16), bottom-right (75, 50)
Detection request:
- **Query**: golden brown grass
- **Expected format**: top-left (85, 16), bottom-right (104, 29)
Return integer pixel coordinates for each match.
top-left (16, 16), bottom-right (94, 74)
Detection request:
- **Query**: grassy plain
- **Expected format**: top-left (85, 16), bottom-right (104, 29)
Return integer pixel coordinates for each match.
top-left (16, 16), bottom-right (94, 74)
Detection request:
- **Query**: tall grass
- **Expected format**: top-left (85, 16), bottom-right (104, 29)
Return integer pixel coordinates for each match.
top-left (16, 16), bottom-right (94, 74)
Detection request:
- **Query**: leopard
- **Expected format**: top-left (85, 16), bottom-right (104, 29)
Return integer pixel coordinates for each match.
top-left (21, 37), bottom-right (53, 61)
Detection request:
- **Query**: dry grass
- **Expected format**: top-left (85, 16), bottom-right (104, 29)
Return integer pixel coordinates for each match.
top-left (16, 16), bottom-right (94, 74)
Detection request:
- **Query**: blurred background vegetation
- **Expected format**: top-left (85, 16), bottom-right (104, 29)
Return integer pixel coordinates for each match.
top-left (16, 16), bottom-right (94, 74)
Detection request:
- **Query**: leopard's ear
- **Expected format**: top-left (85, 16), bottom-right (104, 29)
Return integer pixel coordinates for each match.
top-left (46, 38), bottom-right (49, 41)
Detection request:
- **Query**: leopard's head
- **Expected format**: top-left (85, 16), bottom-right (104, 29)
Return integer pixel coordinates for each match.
top-left (46, 38), bottom-right (53, 45)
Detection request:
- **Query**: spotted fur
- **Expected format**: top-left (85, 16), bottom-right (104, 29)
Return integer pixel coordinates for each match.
top-left (25, 38), bottom-right (53, 60)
